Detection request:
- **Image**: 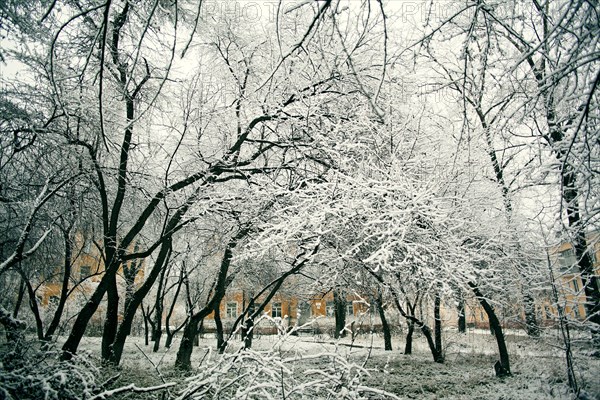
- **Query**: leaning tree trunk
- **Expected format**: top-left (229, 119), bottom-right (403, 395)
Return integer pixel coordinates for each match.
top-left (175, 228), bottom-right (249, 370)
top-left (176, 316), bottom-right (201, 370)
top-left (164, 267), bottom-right (185, 348)
top-left (12, 278), bottom-right (26, 319)
top-left (107, 238), bottom-right (173, 365)
top-left (469, 282), bottom-right (510, 377)
top-left (375, 292), bottom-right (392, 351)
top-left (102, 275), bottom-right (120, 360)
top-left (44, 228), bottom-right (74, 341)
top-left (22, 276), bottom-right (44, 340)
top-left (152, 266), bottom-right (167, 353)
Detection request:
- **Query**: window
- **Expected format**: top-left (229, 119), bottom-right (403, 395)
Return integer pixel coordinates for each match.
top-left (79, 265), bottom-right (91, 280)
top-left (326, 301), bottom-right (334, 317)
top-left (346, 301), bottom-right (354, 316)
top-left (271, 302), bottom-right (282, 318)
top-left (558, 249), bottom-right (577, 270)
top-left (572, 278), bottom-right (580, 293)
top-left (226, 302), bottom-right (237, 319)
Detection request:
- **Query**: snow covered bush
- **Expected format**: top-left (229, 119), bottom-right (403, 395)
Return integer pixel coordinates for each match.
top-left (177, 344), bottom-right (401, 399)
top-left (0, 347), bottom-right (102, 400)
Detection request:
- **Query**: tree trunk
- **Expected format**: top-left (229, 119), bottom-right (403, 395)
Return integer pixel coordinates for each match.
top-left (61, 258), bottom-right (120, 360)
top-left (102, 274), bottom-right (119, 360)
top-left (12, 278), bottom-right (26, 318)
top-left (142, 304), bottom-right (150, 346)
top-left (23, 277), bottom-right (44, 340)
top-left (152, 264), bottom-right (168, 353)
top-left (242, 317), bottom-right (254, 350)
top-left (469, 282), bottom-right (510, 377)
top-left (434, 289), bottom-right (444, 362)
top-left (44, 229), bottom-right (73, 341)
top-left (176, 316), bottom-right (200, 370)
top-left (175, 228), bottom-right (249, 369)
top-left (457, 296), bottom-right (466, 333)
top-left (404, 320), bottom-right (414, 354)
top-left (194, 319), bottom-right (203, 346)
top-left (214, 302), bottom-right (225, 352)
top-left (523, 291), bottom-right (540, 337)
top-left (165, 330), bottom-right (174, 348)
top-left (375, 292), bottom-right (392, 351)
top-left (563, 170), bottom-right (600, 345)
top-left (107, 238), bottom-right (172, 365)
top-left (164, 267), bottom-right (185, 348)
top-left (334, 289), bottom-right (346, 339)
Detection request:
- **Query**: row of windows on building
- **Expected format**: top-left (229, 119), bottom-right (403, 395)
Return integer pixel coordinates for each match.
top-left (224, 301), bottom-right (357, 319)
top-left (558, 248), bottom-right (597, 270)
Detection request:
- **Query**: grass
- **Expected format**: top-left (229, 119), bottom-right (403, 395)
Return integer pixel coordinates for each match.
top-left (31, 329), bottom-right (600, 399)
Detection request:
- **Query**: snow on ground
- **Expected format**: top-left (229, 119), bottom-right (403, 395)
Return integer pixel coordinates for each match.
top-left (69, 328), bottom-right (600, 399)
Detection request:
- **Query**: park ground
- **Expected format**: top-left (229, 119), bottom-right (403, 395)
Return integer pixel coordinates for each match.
top-left (68, 328), bottom-right (600, 399)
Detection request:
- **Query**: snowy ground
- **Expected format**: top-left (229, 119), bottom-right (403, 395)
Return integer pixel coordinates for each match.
top-left (70, 328), bottom-right (600, 399)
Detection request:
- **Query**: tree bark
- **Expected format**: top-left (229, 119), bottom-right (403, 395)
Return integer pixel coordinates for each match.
top-left (12, 278), bottom-right (26, 318)
top-left (102, 274), bottom-right (119, 360)
top-left (107, 238), bottom-right (173, 364)
top-left (152, 265), bottom-right (168, 353)
top-left (175, 228), bottom-right (250, 370)
top-left (214, 301), bottom-right (225, 352)
top-left (141, 303), bottom-right (150, 346)
top-left (334, 289), bottom-right (346, 339)
top-left (457, 295), bottom-right (466, 334)
top-left (434, 289), bottom-right (444, 362)
top-left (375, 291), bottom-right (392, 351)
top-left (404, 320), bottom-right (414, 355)
top-left (44, 228), bottom-right (73, 341)
top-left (23, 276), bottom-right (44, 340)
top-left (469, 282), bottom-right (510, 377)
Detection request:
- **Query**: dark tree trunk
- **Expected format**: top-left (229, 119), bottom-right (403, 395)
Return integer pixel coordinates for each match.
top-left (242, 317), bottom-right (254, 350)
top-left (469, 282), bottom-right (510, 377)
top-left (141, 304), bottom-right (150, 346)
top-left (523, 291), bottom-right (540, 337)
top-left (457, 296), bottom-right (466, 333)
top-left (194, 319), bottom-right (203, 346)
top-left (175, 228), bottom-right (250, 370)
top-left (102, 274), bottom-right (119, 360)
top-left (563, 171), bottom-right (600, 344)
top-left (364, 267), bottom-right (441, 362)
top-left (404, 320), bottom-right (414, 354)
top-left (152, 264), bottom-right (168, 353)
top-left (61, 256), bottom-right (121, 360)
top-left (108, 238), bottom-right (173, 365)
top-left (334, 289), bottom-right (346, 339)
top-left (164, 267), bottom-right (185, 348)
top-left (214, 302), bottom-right (225, 352)
top-left (12, 278), bottom-right (26, 318)
top-left (221, 246), bottom-right (318, 351)
top-left (176, 316), bottom-right (200, 370)
top-left (21, 275), bottom-right (43, 340)
top-left (44, 229), bottom-right (73, 341)
top-left (375, 292), bottom-right (392, 351)
top-left (434, 289), bottom-right (444, 362)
